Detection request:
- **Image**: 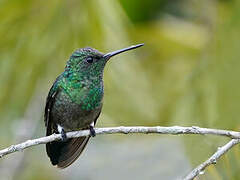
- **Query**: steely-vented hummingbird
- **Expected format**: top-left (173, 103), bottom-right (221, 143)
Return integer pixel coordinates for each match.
top-left (44, 43), bottom-right (144, 168)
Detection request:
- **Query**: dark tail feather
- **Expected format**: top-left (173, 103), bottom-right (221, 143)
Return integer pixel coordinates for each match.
top-left (46, 136), bottom-right (90, 169)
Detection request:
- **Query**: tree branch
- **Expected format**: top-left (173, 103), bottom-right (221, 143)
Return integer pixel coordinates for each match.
top-left (0, 125), bottom-right (239, 179)
top-left (1, 126), bottom-right (240, 158)
top-left (184, 139), bottom-right (240, 180)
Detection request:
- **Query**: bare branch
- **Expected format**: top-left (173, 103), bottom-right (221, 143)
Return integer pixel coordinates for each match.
top-left (0, 126), bottom-right (240, 159)
top-left (183, 139), bottom-right (240, 180)
top-left (0, 125), bottom-right (240, 179)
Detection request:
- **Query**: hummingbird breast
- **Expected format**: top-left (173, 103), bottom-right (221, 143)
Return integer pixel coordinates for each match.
top-left (51, 88), bottom-right (103, 131)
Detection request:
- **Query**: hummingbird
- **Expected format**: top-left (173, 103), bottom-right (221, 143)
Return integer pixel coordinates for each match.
top-left (44, 43), bottom-right (144, 168)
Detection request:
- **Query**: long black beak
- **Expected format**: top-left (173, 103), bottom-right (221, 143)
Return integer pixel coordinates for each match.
top-left (103, 43), bottom-right (144, 59)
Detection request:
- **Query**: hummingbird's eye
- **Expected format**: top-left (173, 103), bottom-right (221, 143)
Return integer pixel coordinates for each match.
top-left (86, 57), bottom-right (93, 63)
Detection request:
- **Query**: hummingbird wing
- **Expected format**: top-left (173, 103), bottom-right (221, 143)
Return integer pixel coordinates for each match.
top-left (44, 78), bottom-right (101, 168)
top-left (44, 81), bottom-right (59, 132)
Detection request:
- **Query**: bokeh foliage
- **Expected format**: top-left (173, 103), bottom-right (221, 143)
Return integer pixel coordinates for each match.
top-left (0, 0), bottom-right (240, 179)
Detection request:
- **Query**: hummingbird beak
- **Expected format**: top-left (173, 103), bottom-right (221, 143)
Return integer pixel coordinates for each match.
top-left (103, 43), bottom-right (144, 60)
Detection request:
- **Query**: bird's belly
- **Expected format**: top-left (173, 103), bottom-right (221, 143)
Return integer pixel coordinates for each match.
top-left (51, 91), bottom-right (102, 131)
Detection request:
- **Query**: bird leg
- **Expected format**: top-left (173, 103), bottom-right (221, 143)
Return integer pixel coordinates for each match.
top-left (57, 124), bottom-right (67, 142)
top-left (89, 122), bottom-right (96, 137)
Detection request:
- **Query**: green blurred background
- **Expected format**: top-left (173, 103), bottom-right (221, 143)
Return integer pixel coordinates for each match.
top-left (0, 0), bottom-right (240, 179)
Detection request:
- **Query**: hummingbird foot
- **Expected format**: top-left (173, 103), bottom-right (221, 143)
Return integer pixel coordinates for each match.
top-left (60, 129), bottom-right (67, 142)
top-left (57, 124), bottom-right (67, 142)
top-left (89, 125), bottom-right (96, 137)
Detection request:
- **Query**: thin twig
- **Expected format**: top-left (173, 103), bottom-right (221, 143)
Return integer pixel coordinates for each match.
top-left (183, 139), bottom-right (240, 180)
top-left (0, 126), bottom-right (240, 159)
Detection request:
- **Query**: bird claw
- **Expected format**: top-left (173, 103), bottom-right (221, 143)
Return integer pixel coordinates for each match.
top-left (60, 129), bottom-right (67, 142)
top-left (58, 124), bottom-right (67, 142)
top-left (89, 125), bottom-right (96, 137)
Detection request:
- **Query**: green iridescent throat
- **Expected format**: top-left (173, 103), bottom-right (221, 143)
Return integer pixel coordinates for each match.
top-left (58, 51), bottom-right (106, 111)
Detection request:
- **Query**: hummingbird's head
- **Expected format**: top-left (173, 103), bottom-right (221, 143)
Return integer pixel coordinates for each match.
top-left (65, 43), bottom-right (144, 77)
